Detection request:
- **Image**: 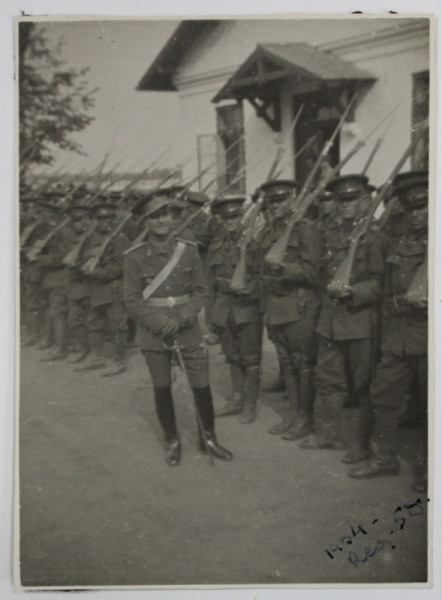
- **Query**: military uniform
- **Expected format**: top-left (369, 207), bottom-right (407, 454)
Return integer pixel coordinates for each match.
top-left (349, 175), bottom-right (428, 490)
top-left (75, 203), bottom-right (130, 376)
top-left (300, 175), bottom-right (387, 460)
top-left (207, 196), bottom-right (263, 423)
top-left (35, 212), bottom-right (76, 360)
top-left (124, 193), bottom-right (232, 466)
top-left (259, 180), bottom-right (321, 438)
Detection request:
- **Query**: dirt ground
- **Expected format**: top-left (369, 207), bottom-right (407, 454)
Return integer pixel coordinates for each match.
top-left (19, 336), bottom-right (429, 588)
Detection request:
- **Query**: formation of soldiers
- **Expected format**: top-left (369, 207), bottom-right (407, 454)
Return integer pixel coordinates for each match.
top-left (20, 124), bottom-right (428, 488)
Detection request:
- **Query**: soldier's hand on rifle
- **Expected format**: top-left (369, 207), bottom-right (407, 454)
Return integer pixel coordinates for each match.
top-left (327, 282), bottom-right (353, 299)
top-left (404, 290), bottom-right (427, 309)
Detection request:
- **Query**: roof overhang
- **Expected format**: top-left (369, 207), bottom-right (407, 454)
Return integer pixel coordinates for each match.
top-left (212, 43), bottom-right (376, 103)
top-left (137, 21), bottom-right (220, 92)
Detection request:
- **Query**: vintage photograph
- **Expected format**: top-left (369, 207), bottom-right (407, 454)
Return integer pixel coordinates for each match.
top-left (17, 14), bottom-right (431, 588)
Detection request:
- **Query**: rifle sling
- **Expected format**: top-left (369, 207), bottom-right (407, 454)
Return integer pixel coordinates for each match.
top-left (142, 241), bottom-right (187, 301)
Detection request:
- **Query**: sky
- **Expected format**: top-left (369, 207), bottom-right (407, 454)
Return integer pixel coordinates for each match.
top-left (36, 19), bottom-right (181, 176)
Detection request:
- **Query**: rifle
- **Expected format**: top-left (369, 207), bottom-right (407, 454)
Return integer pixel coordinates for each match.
top-left (20, 221), bottom-right (40, 249)
top-left (264, 107), bottom-right (411, 267)
top-left (327, 119), bottom-right (429, 297)
top-left (82, 169), bottom-right (179, 273)
top-left (361, 108), bottom-right (397, 176)
top-left (229, 105), bottom-right (305, 291)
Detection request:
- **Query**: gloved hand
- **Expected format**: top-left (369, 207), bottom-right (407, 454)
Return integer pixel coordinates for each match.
top-left (159, 318), bottom-right (180, 338)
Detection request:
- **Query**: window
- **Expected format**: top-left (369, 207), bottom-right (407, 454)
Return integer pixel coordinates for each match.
top-left (411, 70), bottom-right (429, 170)
top-left (216, 103), bottom-right (246, 194)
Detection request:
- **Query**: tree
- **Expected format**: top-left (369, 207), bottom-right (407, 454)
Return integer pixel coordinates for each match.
top-left (19, 22), bottom-right (97, 174)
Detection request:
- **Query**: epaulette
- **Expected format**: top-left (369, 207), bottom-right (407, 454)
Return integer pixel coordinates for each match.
top-left (176, 236), bottom-right (198, 247)
top-left (124, 242), bottom-right (146, 255)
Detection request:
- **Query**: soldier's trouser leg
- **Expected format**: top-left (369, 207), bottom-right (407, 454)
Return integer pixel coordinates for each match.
top-left (49, 287), bottom-right (69, 355)
top-left (105, 301), bottom-right (127, 363)
top-left (67, 297), bottom-right (90, 355)
top-left (238, 320), bottom-right (262, 424)
top-left (346, 338), bottom-right (375, 461)
top-left (217, 320), bottom-right (245, 415)
top-left (371, 352), bottom-right (426, 463)
top-left (314, 336), bottom-right (349, 445)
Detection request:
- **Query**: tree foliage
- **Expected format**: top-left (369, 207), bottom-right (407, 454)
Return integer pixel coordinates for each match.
top-left (19, 22), bottom-right (97, 170)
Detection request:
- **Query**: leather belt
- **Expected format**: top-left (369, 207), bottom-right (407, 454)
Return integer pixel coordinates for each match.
top-left (145, 294), bottom-right (189, 308)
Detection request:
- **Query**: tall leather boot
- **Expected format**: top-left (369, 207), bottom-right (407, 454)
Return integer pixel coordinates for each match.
top-left (343, 393), bottom-right (374, 464)
top-left (215, 363), bottom-right (245, 417)
top-left (66, 326), bottom-right (90, 363)
top-left (282, 365), bottom-right (315, 440)
top-left (154, 386), bottom-right (180, 466)
top-left (239, 364), bottom-right (260, 424)
top-left (194, 386), bottom-right (233, 461)
top-left (268, 363), bottom-right (298, 434)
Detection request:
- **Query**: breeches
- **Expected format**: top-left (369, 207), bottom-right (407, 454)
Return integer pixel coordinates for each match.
top-left (371, 351), bottom-right (427, 429)
top-left (48, 287), bottom-right (68, 317)
top-left (67, 297), bottom-right (90, 329)
top-left (219, 313), bottom-right (262, 368)
top-left (268, 320), bottom-right (317, 369)
top-left (86, 302), bottom-right (127, 333)
top-left (142, 344), bottom-right (209, 388)
top-left (315, 336), bottom-right (373, 397)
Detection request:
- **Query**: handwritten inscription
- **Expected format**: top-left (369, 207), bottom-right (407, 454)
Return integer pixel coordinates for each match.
top-left (324, 497), bottom-right (428, 567)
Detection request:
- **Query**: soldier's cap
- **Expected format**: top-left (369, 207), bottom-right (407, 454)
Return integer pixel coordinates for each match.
top-left (170, 198), bottom-right (188, 211)
top-left (92, 203), bottom-right (118, 218)
top-left (393, 170), bottom-right (428, 190)
top-left (186, 191), bottom-right (209, 205)
top-left (161, 185), bottom-right (186, 197)
top-left (210, 198), bottom-right (226, 215)
top-left (326, 174), bottom-right (375, 200)
top-left (395, 176), bottom-right (428, 210)
top-left (143, 194), bottom-right (171, 218)
top-left (20, 194), bottom-right (38, 203)
top-left (70, 184), bottom-right (89, 200)
top-left (260, 179), bottom-right (298, 201)
top-left (41, 190), bottom-right (66, 201)
top-left (217, 196), bottom-right (246, 218)
top-left (317, 190), bottom-right (336, 202)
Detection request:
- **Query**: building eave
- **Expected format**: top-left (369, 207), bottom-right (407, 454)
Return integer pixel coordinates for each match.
top-left (137, 20), bottom-right (220, 92)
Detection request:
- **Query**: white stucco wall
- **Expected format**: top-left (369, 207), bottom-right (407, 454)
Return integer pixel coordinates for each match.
top-left (171, 18), bottom-right (430, 195)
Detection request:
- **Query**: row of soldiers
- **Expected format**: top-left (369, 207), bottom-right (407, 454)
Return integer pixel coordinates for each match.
top-left (20, 163), bottom-right (428, 487)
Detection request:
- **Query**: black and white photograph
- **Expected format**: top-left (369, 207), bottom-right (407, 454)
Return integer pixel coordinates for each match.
top-left (16, 11), bottom-right (432, 590)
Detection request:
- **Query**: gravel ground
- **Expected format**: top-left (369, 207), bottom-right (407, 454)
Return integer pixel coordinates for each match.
top-left (19, 337), bottom-right (429, 588)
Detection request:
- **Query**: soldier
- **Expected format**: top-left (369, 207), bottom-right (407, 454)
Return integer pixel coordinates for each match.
top-left (317, 190), bottom-right (338, 232)
top-left (34, 198), bottom-right (76, 361)
top-left (349, 175), bottom-right (428, 491)
top-left (207, 196), bottom-right (262, 424)
top-left (64, 204), bottom-right (94, 362)
top-left (74, 202), bottom-right (130, 376)
top-left (259, 180), bottom-right (321, 440)
top-left (300, 175), bottom-right (387, 463)
top-left (123, 192), bottom-right (232, 466)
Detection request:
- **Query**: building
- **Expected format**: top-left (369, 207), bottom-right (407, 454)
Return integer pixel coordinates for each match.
top-left (137, 17), bottom-right (430, 195)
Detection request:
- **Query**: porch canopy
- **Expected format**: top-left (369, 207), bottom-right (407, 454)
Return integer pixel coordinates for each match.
top-left (212, 43), bottom-right (376, 131)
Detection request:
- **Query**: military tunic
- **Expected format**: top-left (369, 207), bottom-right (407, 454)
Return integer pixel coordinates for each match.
top-left (259, 217), bottom-right (321, 365)
top-left (370, 229), bottom-right (428, 456)
top-left (208, 230), bottom-right (262, 367)
top-left (123, 236), bottom-right (209, 388)
top-left (81, 231), bottom-right (130, 335)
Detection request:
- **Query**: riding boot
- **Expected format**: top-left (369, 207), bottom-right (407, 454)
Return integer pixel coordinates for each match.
top-left (101, 339), bottom-right (127, 377)
top-left (239, 364), bottom-right (260, 424)
top-left (215, 363), bottom-right (245, 417)
top-left (74, 331), bottom-right (106, 371)
top-left (268, 363), bottom-right (298, 434)
top-left (153, 386), bottom-right (180, 466)
top-left (282, 365), bottom-right (315, 440)
top-left (194, 386), bottom-right (233, 461)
